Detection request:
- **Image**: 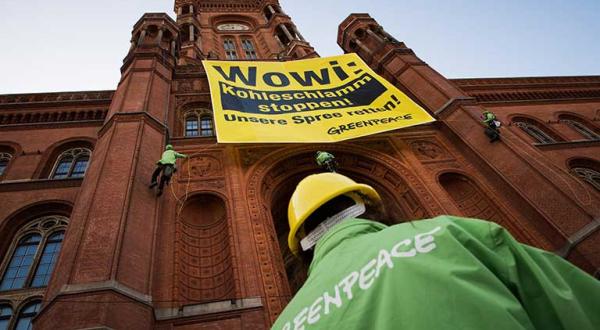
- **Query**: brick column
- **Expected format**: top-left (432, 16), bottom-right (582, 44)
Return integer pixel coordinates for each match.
top-left (35, 13), bottom-right (179, 330)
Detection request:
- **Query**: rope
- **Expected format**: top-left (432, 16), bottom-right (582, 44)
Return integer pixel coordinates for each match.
top-left (170, 158), bottom-right (192, 219)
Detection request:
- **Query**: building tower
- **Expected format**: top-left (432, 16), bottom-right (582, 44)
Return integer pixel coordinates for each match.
top-left (0, 1), bottom-right (598, 330)
top-left (174, 0), bottom-right (317, 62)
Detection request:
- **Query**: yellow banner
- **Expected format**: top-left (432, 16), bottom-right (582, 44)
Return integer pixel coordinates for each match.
top-left (202, 53), bottom-right (435, 143)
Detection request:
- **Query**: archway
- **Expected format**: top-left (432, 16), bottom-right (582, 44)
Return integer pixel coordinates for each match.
top-left (175, 193), bottom-right (235, 304)
top-left (256, 148), bottom-right (432, 294)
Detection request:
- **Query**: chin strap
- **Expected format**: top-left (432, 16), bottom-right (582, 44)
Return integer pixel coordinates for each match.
top-left (300, 200), bottom-right (366, 252)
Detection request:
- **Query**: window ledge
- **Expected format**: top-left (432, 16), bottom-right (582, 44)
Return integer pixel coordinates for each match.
top-left (534, 139), bottom-right (600, 150)
top-left (0, 177), bottom-right (83, 192)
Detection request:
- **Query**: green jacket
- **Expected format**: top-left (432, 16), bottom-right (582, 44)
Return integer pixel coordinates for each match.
top-left (482, 112), bottom-right (496, 124)
top-left (315, 152), bottom-right (334, 166)
top-left (157, 149), bottom-right (186, 165)
top-left (272, 216), bottom-right (600, 330)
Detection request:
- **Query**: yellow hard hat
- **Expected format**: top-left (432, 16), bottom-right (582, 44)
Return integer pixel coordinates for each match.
top-left (287, 173), bottom-right (381, 255)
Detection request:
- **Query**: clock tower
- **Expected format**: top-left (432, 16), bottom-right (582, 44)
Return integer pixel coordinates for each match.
top-left (174, 0), bottom-right (317, 64)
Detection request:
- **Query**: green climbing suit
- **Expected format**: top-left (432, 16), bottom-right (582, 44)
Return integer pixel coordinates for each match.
top-left (272, 216), bottom-right (600, 330)
top-left (157, 145), bottom-right (187, 165)
top-left (315, 152), bottom-right (334, 167)
top-left (482, 111), bottom-right (496, 124)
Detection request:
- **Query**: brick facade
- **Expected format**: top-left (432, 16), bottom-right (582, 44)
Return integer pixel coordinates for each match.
top-left (0, 1), bottom-right (598, 329)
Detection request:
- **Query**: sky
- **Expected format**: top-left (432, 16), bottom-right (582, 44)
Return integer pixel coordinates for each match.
top-left (0, 0), bottom-right (598, 94)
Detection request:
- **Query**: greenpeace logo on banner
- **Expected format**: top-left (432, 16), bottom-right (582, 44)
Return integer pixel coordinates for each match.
top-left (203, 54), bottom-right (435, 143)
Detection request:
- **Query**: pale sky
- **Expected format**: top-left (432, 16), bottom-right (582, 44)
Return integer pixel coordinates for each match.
top-left (0, 0), bottom-right (598, 94)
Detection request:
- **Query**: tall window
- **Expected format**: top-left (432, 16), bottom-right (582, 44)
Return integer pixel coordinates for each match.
top-left (185, 115), bottom-right (199, 137)
top-left (0, 304), bottom-right (12, 330)
top-left (223, 39), bottom-right (238, 60)
top-left (200, 116), bottom-right (214, 137)
top-left (242, 39), bottom-right (257, 59)
top-left (0, 153), bottom-right (11, 177)
top-left (0, 216), bottom-right (68, 292)
top-left (559, 115), bottom-right (600, 140)
top-left (51, 148), bottom-right (91, 179)
top-left (512, 117), bottom-right (559, 144)
top-left (14, 301), bottom-right (40, 330)
top-left (0, 235), bottom-right (41, 291)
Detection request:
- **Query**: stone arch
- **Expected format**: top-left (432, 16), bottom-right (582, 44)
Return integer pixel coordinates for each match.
top-left (509, 114), bottom-right (566, 143)
top-left (245, 144), bottom-right (443, 322)
top-left (175, 192), bottom-right (236, 304)
top-left (34, 137), bottom-right (95, 179)
top-left (176, 102), bottom-right (213, 136)
top-left (567, 157), bottom-right (600, 193)
top-left (0, 201), bottom-right (72, 268)
top-left (556, 112), bottom-right (600, 140)
top-left (437, 171), bottom-right (532, 244)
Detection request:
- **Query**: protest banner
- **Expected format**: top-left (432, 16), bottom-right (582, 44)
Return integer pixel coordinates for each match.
top-left (203, 53), bottom-right (435, 143)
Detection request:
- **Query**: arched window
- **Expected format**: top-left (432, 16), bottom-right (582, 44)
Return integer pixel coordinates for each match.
top-left (569, 159), bottom-right (600, 192)
top-left (50, 148), bottom-right (91, 179)
top-left (182, 110), bottom-right (214, 137)
top-left (0, 216), bottom-right (68, 291)
top-left (185, 115), bottom-right (199, 137)
top-left (558, 114), bottom-right (600, 140)
top-left (0, 153), bottom-right (11, 177)
top-left (14, 301), bottom-right (40, 330)
top-left (200, 116), bottom-right (214, 137)
top-left (512, 117), bottom-right (561, 144)
top-left (0, 304), bottom-right (12, 330)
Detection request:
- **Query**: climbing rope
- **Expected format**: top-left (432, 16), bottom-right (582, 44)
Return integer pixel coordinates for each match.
top-left (170, 158), bottom-right (192, 218)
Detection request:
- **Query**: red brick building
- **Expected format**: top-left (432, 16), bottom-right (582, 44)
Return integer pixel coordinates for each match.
top-left (0, 1), bottom-right (599, 329)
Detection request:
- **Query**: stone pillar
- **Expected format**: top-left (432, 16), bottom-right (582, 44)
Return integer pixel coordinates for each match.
top-left (279, 24), bottom-right (294, 42)
top-left (171, 40), bottom-right (177, 56)
top-left (354, 39), bottom-right (372, 55)
top-left (137, 29), bottom-right (147, 45)
top-left (156, 28), bottom-right (164, 44)
top-left (35, 13), bottom-right (178, 330)
top-left (366, 28), bottom-right (385, 43)
top-left (189, 25), bottom-right (195, 42)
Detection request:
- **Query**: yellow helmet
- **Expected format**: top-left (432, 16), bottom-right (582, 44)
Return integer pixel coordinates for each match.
top-left (287, 173), bottom-right (381, 255)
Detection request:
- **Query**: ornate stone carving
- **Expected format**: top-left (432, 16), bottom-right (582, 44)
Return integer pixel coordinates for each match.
top-left (0, 91), bottom-right (113, 105)
top-left (184, 155), bottom-right (222, 179)
top-left (238, 147), bottom-right (282, 169)
top-left (409, 139), bottom-right (452, 163)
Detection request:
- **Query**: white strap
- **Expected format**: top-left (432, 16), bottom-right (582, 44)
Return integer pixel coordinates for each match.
top-left (300, 200), bottom-right (366, 251)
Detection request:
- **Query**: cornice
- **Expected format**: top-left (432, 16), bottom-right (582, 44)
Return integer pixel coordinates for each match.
top-left (534, 139), bottom-right (600, 151)
top-left (0, 91), bottom-right (114, 109)
top-left (451, 75), bottom-right (600, 89)
top-left (0, 178), bottom-right (83, 192)
top-left (0, 120), bottom-right (103, 131)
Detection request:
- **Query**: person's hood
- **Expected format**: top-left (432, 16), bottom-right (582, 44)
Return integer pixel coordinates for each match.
top-left (308, 218), bottom-right (387, 275)
top-left (166, 144), bottom-right (173, 150)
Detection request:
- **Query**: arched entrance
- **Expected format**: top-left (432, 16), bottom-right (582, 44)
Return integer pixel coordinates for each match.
top-left (245, 144), bottom-right (443, 321)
